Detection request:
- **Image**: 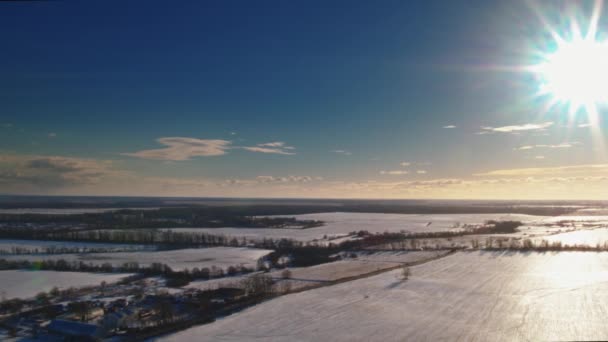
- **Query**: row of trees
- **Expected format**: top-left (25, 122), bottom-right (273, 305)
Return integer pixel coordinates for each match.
top-left (0, 207), bottom-right (322, 230)
top-left (1, 220), bottom-right (521, 253)
top-left (0, 227), bottom-right (319, 250)
top-left (0, 245), bottom-right (146, 255)
top-left (0, 258), bottom-right (259, 286)
top-left (482, 237), bottom-right (608, 251)
top-left (379, 236), bottom-right (608, 251)
top-left (340, 221), bottom-right (523, 250)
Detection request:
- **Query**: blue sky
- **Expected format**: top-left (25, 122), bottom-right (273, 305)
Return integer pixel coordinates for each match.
top-left (1, 0), bottom-right (608, 199)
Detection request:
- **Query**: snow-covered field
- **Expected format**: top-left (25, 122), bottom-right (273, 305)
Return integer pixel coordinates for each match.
top-left (185, 251), bottom-right (446, 292)
top-left (535, 215), bottom-right (608, 224)
top-left (0, 239), bottom-right (149, 254)
top-left (535, 228), bottom-right (608, 246)
top-left (271, 251), bottom-right (447, 291)
top-left (0, 270), bottom-right (132, 300)
top-left (1, 247), bottom-right (272, 271)
top-left (360, 214), bottom-right (608, 250)
top-left (185, 275), bottom-right (250, 291)
top-left (339, 250), bottom-right (447, 264)
top-left (157, 251), bottom-right (608, 341)
top-left (163, 212), bottom-right (541, 242)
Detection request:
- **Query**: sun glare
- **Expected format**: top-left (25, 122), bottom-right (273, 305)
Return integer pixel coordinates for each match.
top-left (524, 0), bottom-right (607, 155)
top-left (535, 38), bottom-right (608, 108)
top-left (526, 1), bottom-right (608, 116)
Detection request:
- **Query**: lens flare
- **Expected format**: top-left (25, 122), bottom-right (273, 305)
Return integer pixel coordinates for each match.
top-left (525, 0), bottom-right (607, 156)
top-left (534, 39), bottom-right (608, 108)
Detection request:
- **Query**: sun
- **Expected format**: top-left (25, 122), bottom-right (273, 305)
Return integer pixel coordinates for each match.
top-left (533, 36), bottom-right (608, 111)
top-left (522, 0), bottom-right (607, 155)
top-left (524, 0), bottom-right (608, 120)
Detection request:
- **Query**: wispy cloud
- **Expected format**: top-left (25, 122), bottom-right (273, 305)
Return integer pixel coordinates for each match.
top-left (400, 161), bottom-right (431, 167)
top-left (48, 133), bottom-right (57, 138)
top-left (474, 164), bottom-right (608, 177)
top-left (255, 175), bottom-right (322, 183)
top-left (331, 150), bottom-right (352, 155)
top-left (242, 142), bottom-right (295, 155)
top-left (578, 123), bottom-right (592, 128)
top-left (123, 137), bottom-right (297, 160)
top-left (515, 142), bottom-right (580, 150)
top-left (1, 123), bottom-right (12, 128)
top-left (442, 125), bottom-right (456, 129)
top-left (480, 121), bottom-right (553, 133)
top-left (416, 170), bottom-right (427, 174)
top-left (0, 154), bottom-right (124, 188)
top-left (380, 170), bottom-right (408, 175)
top-left (218, 175), bottom-right (322, 188)
top-left (123, 137), bottom-right (232, 161)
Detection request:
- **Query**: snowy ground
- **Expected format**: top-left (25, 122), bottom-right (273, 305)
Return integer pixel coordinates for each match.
top-left (270, 251), bottom-right (447, 291)
top-left (162, 212), bottom-right (541, 242)
top-left (363, 214), bottom-right (608, 250)
top-left (535, 215), bottom-right (608, 224)
top-left (185, 251), bottom-right (445, 292)
top-left (569, 208), bottom-right (608, 215)
top-left (156, 251), bottom-right (608, 342)
top-left (0, 239), bottom-right (149, 254)
top-left (534, 228), bottom-right (608, 247)
top-left (1, 247), bottom-right (272, 271)
top-left (492, 216), bottom-right (608, 247)
top-left (0, 270), bottom-right (132, 300)
top-left (185, 275), bottom-right (250, 291)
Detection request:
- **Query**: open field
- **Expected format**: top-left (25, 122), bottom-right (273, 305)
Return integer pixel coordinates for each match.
top-left (534, 228), bottom-right (608, 247)
top-left (359, 214), bottom-right (608, 250)
top-left (537, 215), bottom-right (608, 223)
top-left (0, 270), bottom-right (132, 300)
top-left (0, 247), bottom-right (272, 271)
top-left (162, 212), bottom-right (541, 242)
top-left (185, 251), bottom-right (446, 292)
top-left (157, 251), bottom-right (608, 341)
top-left (270, 251), bottom-right (448, 291)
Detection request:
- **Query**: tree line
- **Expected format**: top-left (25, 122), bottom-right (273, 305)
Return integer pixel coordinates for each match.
top-left (0, 245), bottom-right (147, 255)
top-left (0, 227), bottom-right (331, 252)
top-left (0, 257), bottom-right (259, 286)
top-left (0, 207), bottom-right (322, 230)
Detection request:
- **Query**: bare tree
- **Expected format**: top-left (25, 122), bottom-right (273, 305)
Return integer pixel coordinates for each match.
top-left (36, 292), bottom-right (50, 306)
top-left (242, 274), bottom-right (274, 297)
top-left (281, 269), bottom-right (292, 280)
top-left (278, 269), bottom-right (293, 293)
top-left (155, 299), bottom-right (174, 325)
top-left (401, 266), bottom-right (411, 281)
top-left (279, 280), bottom-right (292, 294)
top-left (68, 301), bottom-right (91, 322)
top-left (49, 287), bottom-right (60, 298)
